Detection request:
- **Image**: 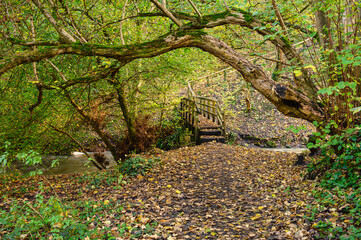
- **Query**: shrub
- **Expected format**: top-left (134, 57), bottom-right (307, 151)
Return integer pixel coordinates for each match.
top-left (306, 125), bottom-right (361, 238)
top-left (118, 155), bottom-right (161, 176)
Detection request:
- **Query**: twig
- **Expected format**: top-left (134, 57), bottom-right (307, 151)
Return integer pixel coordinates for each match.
top-left (250, 54), bottom-right (291, 66)
top-left (150, 0), bottom-right (183, 27)
top-left (49, 124), bottom-right (104, 170)
top-left (31, 0), bottom-right (76, 43)
top-left (187, 0), bottom-right (202, 20)
top-left (271, 0), bottom-right (287, 32)
top-left (119, 0), bottom-right (129, 45)
top-left (224, 0), bottom-right (230, 11)
top-left (24, 201), bottom-right (47, 225)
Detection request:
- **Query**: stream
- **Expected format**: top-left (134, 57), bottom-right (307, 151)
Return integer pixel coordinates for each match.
top-left (15, 151), bottom-right (116, 176)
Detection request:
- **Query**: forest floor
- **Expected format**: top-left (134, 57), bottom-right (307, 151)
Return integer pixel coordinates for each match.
top-left (2, 142), bottom-right (351, 239)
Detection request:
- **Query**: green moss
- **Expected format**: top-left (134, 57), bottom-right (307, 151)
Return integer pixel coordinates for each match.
top-left (280, 36), bottom-right (292, 47)
top-left (175, 30), bottom-right (206, 38)
top-left (201, 11), bottom-right (231, 23)
top-left (231, 7), bottom-right (254, 23)
top-left (174, 11), bottom-right (193, 18)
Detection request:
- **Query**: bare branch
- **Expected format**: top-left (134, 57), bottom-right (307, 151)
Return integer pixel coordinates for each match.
top-left (150, 0), bottom-right (183, 27)
top-left (271, 0), bottom-right (287, 32)
top-left (224, 0), bottom-right (230, 11)
top-left (9, 40), bottom-right (61, 47)
top-left (49, 124), bottom-right (104, 170)
top-left (31, 0), bottom-right (77, 43)
top-left (187, 0), bottom-right (202, 20)
top-left (56, 0), bottom-right (87, 43)
top-left (120, 0), bottom-right (129, 45)
top-left (45, 59), bottom-right (67, 82)
top-left (249, 53), bottom-right (291, 66)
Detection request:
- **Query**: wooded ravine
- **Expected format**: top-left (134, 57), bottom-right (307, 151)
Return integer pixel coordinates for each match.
top-left (1, 0), bottom-right (361, 239)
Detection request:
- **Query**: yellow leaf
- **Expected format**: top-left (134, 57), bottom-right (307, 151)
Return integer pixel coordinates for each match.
top-left (167, 185), bottom-right (172, 188)
top-left (199, 177), bottom-right (203, 180)
top-left (258, 206), bottom-right (264, 210)
top-left (294, 70), bottom-right (302, 77)
top-left (53, 222), bottom-right (62, 228)
top-left (305, 65), bottom-right (317, 71)
top-left (175, 190), bottom-right (181, 194)
top-left (250, 214), bottom-right (262, 220)
top-left (104, 200), bottom-right (109, 205)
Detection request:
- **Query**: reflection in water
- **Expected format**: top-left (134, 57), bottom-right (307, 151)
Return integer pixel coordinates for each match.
top-left (16, 152), bottom-right (116, 175)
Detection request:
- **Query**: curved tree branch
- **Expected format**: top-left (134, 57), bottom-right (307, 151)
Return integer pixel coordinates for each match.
top-left (137, 9), bottom-right (319, 98)
top-left (150, 0), bottom-right (183, 27)
top-left (31, 0), bottom-right (76, 43)
top-left (0, 6), bottom-right (325, 123)
top-left (192, 34), bottom-right (324, 122)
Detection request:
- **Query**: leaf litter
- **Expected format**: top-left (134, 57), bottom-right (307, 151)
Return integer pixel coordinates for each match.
top-left (0, 142), bottom-right (348, 239)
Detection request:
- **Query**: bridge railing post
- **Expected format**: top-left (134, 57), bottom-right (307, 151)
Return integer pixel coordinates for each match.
top-left (195, 113), bottom-right (200, 145)
top-left (222, 110), bottom-right (226, 136)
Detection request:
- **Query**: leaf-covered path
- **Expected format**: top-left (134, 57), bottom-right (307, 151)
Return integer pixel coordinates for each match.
top-left (2, 142), bottom-right (323, 239)
top-left (117, 142), bottom-right (316, 239)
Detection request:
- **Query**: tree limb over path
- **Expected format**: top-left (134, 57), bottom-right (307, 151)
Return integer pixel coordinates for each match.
top-left (0, 7), bottom-right (324, 123)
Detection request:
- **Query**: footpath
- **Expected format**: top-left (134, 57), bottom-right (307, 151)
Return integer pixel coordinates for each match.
top-left (118, 142), bottom-right (317, 239)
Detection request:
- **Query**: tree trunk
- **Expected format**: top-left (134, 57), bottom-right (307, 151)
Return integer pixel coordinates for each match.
top-left (193, 35), bottom-right (324, 123)
top-left (115, 84), bottom-right (138, 148)
top-left (314, 9), bottom-right (332, 49)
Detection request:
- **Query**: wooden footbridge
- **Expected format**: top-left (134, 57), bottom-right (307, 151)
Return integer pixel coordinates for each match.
top-left (180, 83), bottom-right (226, 145)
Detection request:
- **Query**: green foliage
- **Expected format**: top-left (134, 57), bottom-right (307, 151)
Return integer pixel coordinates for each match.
top-left (118, 155), bottom-right (161, 177)
top-left (0, 141), bottom-right (11, 173)
top-left (0, 168), bottom-right (159, 239)
top-left (76, 169), bottom-right (124, 188)
top-left (0, 189), bottom-right (92, 239)
top-left (156, 114), bottom-right (190, 150)
top-left (286, 125), bottom-right (307, 134)
top-left (226, 132), bottom-right (237, 145)
top-left (307, 125), bottom-right (361, 238)
top-left (156, 126), bottom-right (187, 150)
top-left (0, 143), bottom-right (63, 176)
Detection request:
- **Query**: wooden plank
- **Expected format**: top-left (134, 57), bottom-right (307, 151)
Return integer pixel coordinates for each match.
top-left (212, 101), bottom-right (215, 122)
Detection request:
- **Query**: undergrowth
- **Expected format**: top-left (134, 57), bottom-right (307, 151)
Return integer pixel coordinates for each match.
top-left (306, 125), bottom-right (361, 239)
top-left (118, 155), bottom-right (161, 176)
top-left (0, 151), bottom-right (161, 239)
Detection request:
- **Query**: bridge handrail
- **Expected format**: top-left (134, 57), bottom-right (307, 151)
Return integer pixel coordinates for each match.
top-left (181, 83), bottom-right (226, 142)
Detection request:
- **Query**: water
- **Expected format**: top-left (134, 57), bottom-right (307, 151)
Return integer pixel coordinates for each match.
top-left (261, 147), bottom-right (310, 154)
top-left (16, 151), bottom-right (116, 175)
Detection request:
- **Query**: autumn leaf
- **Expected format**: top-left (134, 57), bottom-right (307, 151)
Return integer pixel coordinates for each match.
top-left (293, 70), bottom-right (302, 77)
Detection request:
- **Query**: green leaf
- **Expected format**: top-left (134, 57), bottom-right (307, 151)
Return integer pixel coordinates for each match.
top-left (351, 106), bottom-right (361, 114)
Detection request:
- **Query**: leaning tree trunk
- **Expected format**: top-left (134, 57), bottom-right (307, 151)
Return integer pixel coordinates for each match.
top-left (0, 31), bottom-right (325, 124)
top-left (192, 34), bottom-right (324, 123)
